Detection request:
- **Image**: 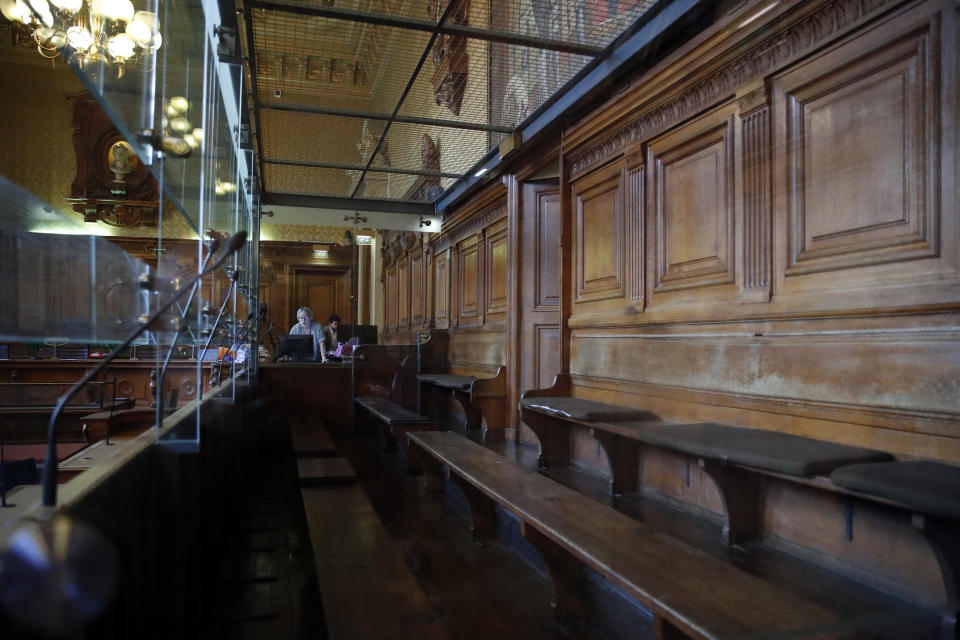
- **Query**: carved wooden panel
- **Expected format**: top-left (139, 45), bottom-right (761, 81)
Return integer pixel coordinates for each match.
top-left (572, 162), bottom-right (624, 304)
top-left (385, 262), bottom-right (398, 330)
top-left (776, 19), bottom-right (940, 279)
top-left (624, 155), bottom-right (645, 307)
top-left (740, 86), bottom-right (772, 303)
top-left (411, 248), bottom-right (424, 326)
top-left (648, 107), bottom-right (736, 301)
top-left (535, 189), bottom-right (562, 310)
top-left (434, 250), bottom-right (449, 328)
top-left (485, 218), bottom-right (508, 317)
top-left (457, 235), bottom-right (481, 326)
top-left (397, 255), bottom-right (410, 328)
top-left (534, 325), bottom-right (561, 389)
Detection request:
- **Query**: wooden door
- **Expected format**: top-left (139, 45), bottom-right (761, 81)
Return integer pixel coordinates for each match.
top-left (519, 181), bottom-right (562, 445)
top-left (293, 268), bottom-right (352, 327)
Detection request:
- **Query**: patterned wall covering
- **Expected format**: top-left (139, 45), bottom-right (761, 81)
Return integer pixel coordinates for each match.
top-left (259, 222), bottom-right (348, 243)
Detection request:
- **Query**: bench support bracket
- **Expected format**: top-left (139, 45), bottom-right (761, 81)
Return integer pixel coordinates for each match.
top-left (413, 443), bottom-right (447, 495)
top-left (912, 514), bottom-right (959, 639)
top-left (699, 459), bottom-right (760, 546)
top-left (521, 409), bottom-right (571, 469)
top-left (590, 428), bottom-right (640, 496)
top-left (520, 522), bottom-right (585, 629)
top-left (449, 472), bottom-right (496, 543)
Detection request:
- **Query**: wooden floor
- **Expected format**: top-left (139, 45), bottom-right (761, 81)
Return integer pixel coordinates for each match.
top-left (213, 408), bottom-right (941, 640)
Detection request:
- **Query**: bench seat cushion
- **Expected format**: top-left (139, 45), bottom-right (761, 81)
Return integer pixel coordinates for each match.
top-left (417, 373), bottom-right (475, 390)
top-left (520, 397), bottom-right (656, 422)
top-left (830, 461), bottom-right (960, 522)
top-left (618, 421), bottom-right (894, 477)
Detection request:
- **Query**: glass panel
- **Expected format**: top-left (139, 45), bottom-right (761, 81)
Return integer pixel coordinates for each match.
top-left (0, 175), bottom-right (149, 344)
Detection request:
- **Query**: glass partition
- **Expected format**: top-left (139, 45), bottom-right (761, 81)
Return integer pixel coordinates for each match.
top-left (0, 0), bottom-right (257, 455)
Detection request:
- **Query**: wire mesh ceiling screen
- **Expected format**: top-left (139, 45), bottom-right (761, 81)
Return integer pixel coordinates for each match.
top-left (241, 0), bottom-right (659, 205)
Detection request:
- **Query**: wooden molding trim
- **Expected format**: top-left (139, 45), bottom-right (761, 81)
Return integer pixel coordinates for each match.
top-left (433, 198), bottom-right (507, 254)
top-left (567, 0), bottom-right (899, 179)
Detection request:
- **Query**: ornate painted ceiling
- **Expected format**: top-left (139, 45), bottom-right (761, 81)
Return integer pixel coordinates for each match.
top-left (237, 0), bottom-right (659, 212)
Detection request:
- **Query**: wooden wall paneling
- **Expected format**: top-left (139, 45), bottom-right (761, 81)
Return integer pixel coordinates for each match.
top-left (646, 102), bottom-right (740, 310)
top-left (559, 148), bottom-right (572, 375)
top-left (520, 181), bottom-right (562, 445)
top-left (434, 249), bottom-right (450, 329)
top-left (484, 218), bottom-right (509, 320)
top-left (770, 1), bottom-right (957, 310)
top-left (457, 234), bottom-right (482, 327)
top-left (505, 173), bottom-right (521, 432)
top-left (571, 161), bottom-right (626, 317)
top-left (397, 254), bottom-right (411, 329)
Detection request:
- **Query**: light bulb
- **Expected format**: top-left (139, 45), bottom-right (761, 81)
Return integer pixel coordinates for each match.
top-left (106, 32), bottom-right (135, 59)
top-left (168, 115), bottom-right (191, 134)
top-left (168, 96), bottom-right (189, 114)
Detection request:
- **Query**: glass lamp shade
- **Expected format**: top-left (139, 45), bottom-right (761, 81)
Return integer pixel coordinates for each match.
top-left (36, 25), bottom-right (66, 49)
top-left (65, 25), bottom-right (94, 50)
top-left (106, 32), bottom-right (135, 59)
top-left (0, 0), bottom-right (16, 21)
top-left (48, 0), bottom-right (81, 13)
top-left (91, 0), bottom-right (133, 21)
top-left (124, 17), bottom-right (150, 46)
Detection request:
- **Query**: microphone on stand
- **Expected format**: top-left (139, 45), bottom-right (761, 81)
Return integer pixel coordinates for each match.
top-left (0, 231), bottom-right (247, 635)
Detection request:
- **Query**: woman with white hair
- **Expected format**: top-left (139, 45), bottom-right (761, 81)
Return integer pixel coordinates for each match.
top-left (289, 306), bottom-right (328, 362)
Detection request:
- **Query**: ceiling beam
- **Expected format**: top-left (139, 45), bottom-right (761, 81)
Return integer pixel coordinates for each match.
top-left (240, 5), bottom-right (267, 197)
top-left (265, 157), bottom-right (464, 179)
top-left (246, 1), bottom-right (604, 56)
top-left (263, 192), bottom-right (435, 215)
top-left (263, 103), bottom-right (513, 133)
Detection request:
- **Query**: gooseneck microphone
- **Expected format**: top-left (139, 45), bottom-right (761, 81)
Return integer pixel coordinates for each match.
top-left (0, 231), bottom-right (247, 635)
top-left (40, 230), bottom-right (247, 508)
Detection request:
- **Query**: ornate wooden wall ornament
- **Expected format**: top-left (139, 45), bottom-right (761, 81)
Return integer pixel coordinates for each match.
top-left (427, 0), bottom-right (469, 116)
top-left (66, 93), bottom-right (159, 228)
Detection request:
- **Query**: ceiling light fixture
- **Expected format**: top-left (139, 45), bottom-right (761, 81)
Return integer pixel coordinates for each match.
top-left (0, 0), bottom-right (161, 76)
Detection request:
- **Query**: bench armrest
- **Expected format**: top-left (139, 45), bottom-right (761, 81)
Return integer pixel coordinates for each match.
top-left (520, 372), bottom-right (570, 401)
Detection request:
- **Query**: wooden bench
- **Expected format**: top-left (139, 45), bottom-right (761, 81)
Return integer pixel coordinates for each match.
top-left (417, 366), bottom-right (507, 443)
top-left (0, 380), bottom-right (134, 443)
top-left (830, 461), bottom-right (960, 637)
top-left (520, 373), bottom-right (893, 545)
top-left (407, 430), bottom-right (853, 639)
top-left (354, 395), bottom-right (431, 473)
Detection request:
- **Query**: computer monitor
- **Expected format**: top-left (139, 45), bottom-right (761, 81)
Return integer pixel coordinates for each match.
top-left (337, 324), bottom-right (378, 345)
top-left (277, 335), bottom-right (316, 361)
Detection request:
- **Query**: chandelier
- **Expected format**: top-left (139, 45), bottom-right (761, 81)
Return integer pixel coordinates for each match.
top-left (0, 0), bottom-right (161, 76)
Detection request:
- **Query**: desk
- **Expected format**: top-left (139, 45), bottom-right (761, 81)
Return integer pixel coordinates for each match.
top-left (58, 438), bottom-right (135, 482)
top-left (259, 363), bottom-right (353, 435)
top-left (0, 484), bottom-right (43, 534)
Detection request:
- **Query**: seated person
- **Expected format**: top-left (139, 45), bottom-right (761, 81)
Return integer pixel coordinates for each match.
top-left (289, 306), bottom-right (327, 362)
top-left (321, 313), bottom-right (341, 361)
